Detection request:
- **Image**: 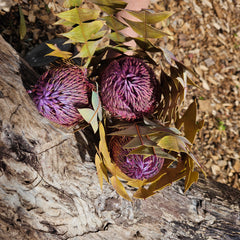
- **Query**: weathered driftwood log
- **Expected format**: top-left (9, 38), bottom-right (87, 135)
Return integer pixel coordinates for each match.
top-left (0, 35), bottom-right (239, 240)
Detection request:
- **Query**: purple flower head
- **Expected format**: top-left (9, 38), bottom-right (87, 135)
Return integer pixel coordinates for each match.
top-left (110, 136), bottom-right (164, 180)
top-left (29, 65), bottom-right (94, 127)
top-left (100, 57), bottom-right (159, 121)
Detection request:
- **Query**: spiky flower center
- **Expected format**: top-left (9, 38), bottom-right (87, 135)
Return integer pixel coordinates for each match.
top-left (29, 65), bottom-right (93, 126)
top-left (110, 136), bottom-right (164, 180)
top-left (100, 57), bottom-right (159, 120)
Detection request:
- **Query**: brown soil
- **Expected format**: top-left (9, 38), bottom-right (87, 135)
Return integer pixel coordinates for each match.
top-left (0, 0), bottom-right (239, 190)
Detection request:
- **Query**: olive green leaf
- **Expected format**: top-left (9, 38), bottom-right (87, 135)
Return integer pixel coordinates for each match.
top-left (123, 18), bottom-right (170, 39)
top-left (110, 176), bottom-right (132, 201)
top-left (63, 0), bottom-right (82, 8)
top-left (90, 0), bottom-right (127, 15)
top-left (19, 5), bottom-right (26, 40)
top-left (45, 43), bottom-right (72, 59)
top-left (103, 16), bottom-right (128, 31)
top-left (57, 8), bottom-right (100, 25)
top-left (95, 154), bottom-right (109, 189)
top-left (61, 21), bottom-right (104, 43)
top-left (126, 10), bottom-right (174, 24)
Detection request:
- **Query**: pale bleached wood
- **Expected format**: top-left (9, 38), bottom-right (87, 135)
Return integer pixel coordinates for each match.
top-left (0, 35), bottom-right (239, 240)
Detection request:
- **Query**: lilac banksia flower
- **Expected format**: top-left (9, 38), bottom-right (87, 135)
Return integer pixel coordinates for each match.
top-left (109, 136), bottom-right (164, 180)
top-left (28, 65), bottom-right (94, 127)
top-left (100, 57), bottom-right (159, 120)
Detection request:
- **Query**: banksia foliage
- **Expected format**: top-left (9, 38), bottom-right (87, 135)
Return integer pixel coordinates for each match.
top-left (29, 65), bottom-right (94, 127)
top-left (100, 57), bottom-right (159, 120)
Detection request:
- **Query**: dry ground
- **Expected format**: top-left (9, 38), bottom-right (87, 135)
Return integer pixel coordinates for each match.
top-left (0, 0), bottom-right (239, 190)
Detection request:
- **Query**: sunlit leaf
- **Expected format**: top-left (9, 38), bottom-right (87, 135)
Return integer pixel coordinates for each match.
top-left (123, 136), bottom-right (157, 149)
top-left (124, 18), bottom-right (170, 39)
top-left (128, 146), bottom-right (177, 161)
top-left (76, 40), bottom-right (100, 58)
top-left (184, 156), bottom-right (199, 192)
top-left (90, 0), bottom-right (127, 15)
top-left (110, 176), bottom-right (132, 201)
top-left (54, 19), bottom-right (75, 27)
top-left (99, 122), bottom-right (115, 173)
top-left (57, 8), bottom-right (100, 24)
top-left (103, 16), bottom-right (128, 31)
top-left (63, 0), bottom-right (82, 8)
top-left (19, 5), bottom-right (26, 40)
top-left (61, 21), bottom-right (104, 43)
top-left (133, 187), bottom-right (155, 199)
top-left (159, 47), bottom-right (177, 65)
top-left (157, 135), bottom-right (188, 153)
top-left (109, 32), bottom-right (127, 43)
top-left (45, 43), bottom-right (72, 59)
top-left (95, 154), bottom-right (108, 189)
top-left (175, 101), bottom-right (204, 143)
top-left (126, 10), bottom-right (174, 24)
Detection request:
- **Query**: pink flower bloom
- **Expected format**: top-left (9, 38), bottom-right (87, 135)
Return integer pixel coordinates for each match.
top-left (100, 57), bottom-right (159, 120)
top-left (110, 136), bottom-right (164, 180)
top-left (29, 65), bottom-right (94, 127)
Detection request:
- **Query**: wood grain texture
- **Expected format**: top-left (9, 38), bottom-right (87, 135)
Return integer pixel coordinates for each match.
top-left (0, 35), bottom-right (239, 240)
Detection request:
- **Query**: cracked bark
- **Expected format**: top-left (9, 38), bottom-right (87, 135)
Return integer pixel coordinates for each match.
top-left (0, 35), bottom-right (239, 240)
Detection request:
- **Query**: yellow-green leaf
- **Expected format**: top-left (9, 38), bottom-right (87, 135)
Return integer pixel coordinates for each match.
top-left (63, 0), bottom-right (82, 8)
top-left (103, 16), bottom-right (128, 31)
top-left (19, 5), bottom-right (26, 40)
top-left (127, 10), bottom-right (174, 24)
top-left (110, 176), bottom-right (132, 201)
top-left (90, 0), bottom-right (127, 15)
top-left (95, 154), bottom-right (108, 189)
top-left (157, 135), bottom-right (187, 153)
top-left (45, 43), bottom-right (72, 59)
top-left (128, 146), bottom-right (177, 161)
top-left (57, 8), bottom-right (100, 25)
top-left (61, 21), bottom-right (104, 43)
top-left (124, 18), bottom-right (170, 39)
top-left (77, 40), bottom-right (100, 58)
top-left (54, 19), bottom-right (75, 27)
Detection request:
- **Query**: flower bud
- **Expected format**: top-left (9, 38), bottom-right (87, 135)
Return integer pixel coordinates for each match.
top-left (29, 65), bottom-right (94, 127)
top-left (100, 57), bottom-right (159, 120)
top-left (109, 136), bottom-right (164, 180)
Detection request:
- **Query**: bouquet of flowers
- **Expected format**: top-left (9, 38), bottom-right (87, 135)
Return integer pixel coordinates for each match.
top-left (28, 0), bottom-right (205, 200)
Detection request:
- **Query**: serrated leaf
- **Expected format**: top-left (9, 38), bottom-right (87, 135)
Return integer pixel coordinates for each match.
top-left (95, 154), bottom-right (108, 189)
top-left (159, 47), bottom-right (177, 65)
top-left (124, 18), bottom-right (170, 39)
top-left (133, 187), bottom-right (155, 199)
top-left (76, 40), bottom-right (100, 58)
top-left (128, 146), bottom-right (177, 161)
top-left (175, 101), bottom-right (204, 143)
top-left (19, 5), bottom-right (26, 40)
top-left (45, 43), bottom-right (72, 59)
top-left (148, 161), bottom-right (186, 193)
top-left (57, 8), bottom-right (100, 24)
top-left (54, 19), bottom-right (75, 27)
top-left (90, 0), bottom-right (127, 15)
top-left (103, 16), bottom-right (128, 31)
top-left (63, 0), bottom-right (82, 8)
top-left (123, 136), bottom-right (157, 149)
top-left (110, 176), bottom-right (132, 201)
top-left (78, 108), bottom-right (95, 123)
top-left (61, 21), bottom-right (104, 43)
top-left (99, 122), bottom-right (115, 173)
top-left (184, 155), bottom-right (199, 192)
top-left (157, 135), bottom-right (188, 153)
top-left (109, 32), bottom-right (127, 43)
top-left (127, 10), bottom-right (174, 24)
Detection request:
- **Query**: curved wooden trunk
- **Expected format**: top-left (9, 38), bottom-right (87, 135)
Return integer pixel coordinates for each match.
top-left (0, 35), bottom-right (239, 240)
